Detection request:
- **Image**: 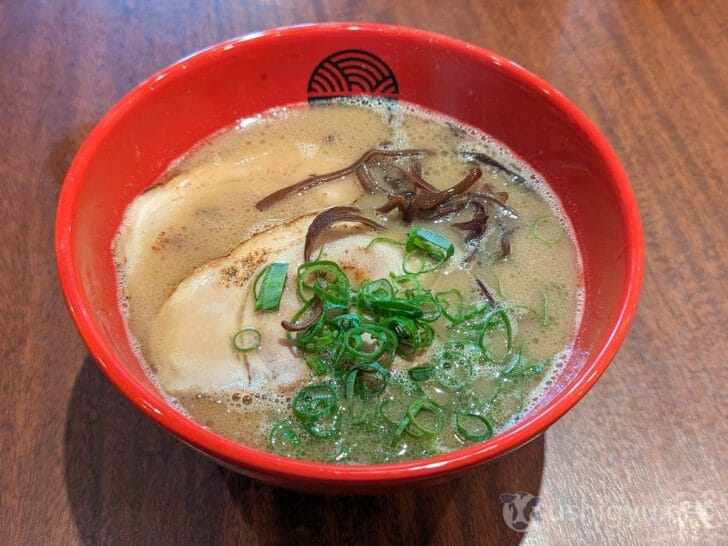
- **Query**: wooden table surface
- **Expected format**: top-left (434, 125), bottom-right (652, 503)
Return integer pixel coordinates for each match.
top-left (1, 1), bottom-right (726, 544)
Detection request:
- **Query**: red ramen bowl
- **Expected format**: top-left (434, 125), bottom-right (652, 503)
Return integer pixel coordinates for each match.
top-left (56, 23), bottom-right (643, 493)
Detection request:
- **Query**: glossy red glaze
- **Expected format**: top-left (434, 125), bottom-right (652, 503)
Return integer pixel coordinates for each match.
top-left (55, 23), bottom-right (643, 494)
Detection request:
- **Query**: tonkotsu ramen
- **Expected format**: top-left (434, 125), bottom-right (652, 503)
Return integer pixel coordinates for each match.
top-left (113, 99), bottom-right (582, 464)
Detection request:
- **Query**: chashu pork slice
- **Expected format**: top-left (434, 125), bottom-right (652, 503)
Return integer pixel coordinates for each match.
top-left (149, 213), bottom-right (405, 393)
top-left (116, 167), bottom-right (364, 287)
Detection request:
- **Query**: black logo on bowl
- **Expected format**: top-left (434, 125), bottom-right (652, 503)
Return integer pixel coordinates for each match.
top-left (307, 49), bottom-right (398, 102)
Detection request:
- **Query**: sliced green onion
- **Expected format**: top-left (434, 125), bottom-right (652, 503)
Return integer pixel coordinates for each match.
top-left (345, 368), bottom-right (357, 400)
top-left (292, 384), bottom-right (338, 423)
top-left (461, 301), bottom-right (490, 321)
top-left (297, 260), bottom-right (350, 305)
top-left (406, 227), bottom-right (454, 261)
top-left (390, 273), bottom-right (421, 296)
top-left (305, 355), bottom-right (329, 375)
top-left (370, 299), bottom-right (424, 319)
top-left (455, 412), bottom-right (493, 442)
top-left (408, 365), bottom-right (435, 382)
top-left (410, 293), bottom-right (443, 322)
top-left (329, 313), bottom-right (361, 330)
top-left (406, 399), bottom-right (444, 436)
top-left (346, 361), bottom-right (388, 399)
top-left (253, 263), bottom-right (289, 311)
top-left (402, 227), bottom-right (454, 275)
top-left (366, 236), bottom-right (406, 250)
top-left (357, 279), bottom-right (395, 318)
top-left (348, 396), bottom-right (372, 425)
top-left (232, 328), bottom-right (261, 352)
top-left (495, 276), bottom-right (507, 299)
top-left (488, 380), bottom-right (526, 425)
top-left (417, 321), bottom-right (435, 347)
top-left (479, 309), bottom-right (513, 364)
top-left (436, 289), bottom-right (465, 323)
top-left (358, 278), bottom-right (394, 301)
top-left (277, 226), bottom-right (536, 454)
top-left (291, 321), bottom-right (339, 352)
top-left (284, 297), bottom-right (325, 333)
top-left (380, 316), bottom-right (421, 358)
top-left (540, 287), bottom-right (552, 327)
top-left (521, 361), bottom-right (547, 376)
top-left (403, 250), bottom-right (445, 274)
top-left (268, 419), bottom-right (301, 453)
top-left (502, 348), bottom-right (523, 376)
top-left (342, 325), bottom-right (397, 361)
top-left (532, 216), bottom-right (564, 245)
top-left (391, 415), bottom-right (411, 446)
top-left (504, 350), bottom-right (548, 377)
top-left (286, 299), bottom-right (337, 350)
top-left (507, 304), bottom-right (540, 321)
top-left (313, 245), bottom-right (326, 261)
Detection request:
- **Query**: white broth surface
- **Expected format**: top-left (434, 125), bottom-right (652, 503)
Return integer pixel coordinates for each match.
top-left (114, 99), bottom-right (582, 463)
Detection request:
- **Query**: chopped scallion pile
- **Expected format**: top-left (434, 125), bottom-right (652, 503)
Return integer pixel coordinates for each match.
top-left (242, 227), bottom-right (550, 457)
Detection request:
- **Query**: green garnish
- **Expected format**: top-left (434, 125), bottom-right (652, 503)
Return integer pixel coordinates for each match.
top-left (256, 228), bottom-right (551, 457)
top-left (297, 260), bottom-right (350, 305)
top-left (292, 384), bottom-right (338, 422)
top-left (358, 278), bottom-right (394, 302)
top-left (539, 281), bottom-right (565, 327)
top-left (436, 289), bottom-right (465, 323)
top-left (541, 287), bottom-right (552, 327)
top-left (365, 236), bottom-right (406, 250)
top-left (390, 273), bottom-right (421, 296)
top-left (370, 300), bottom-right (424, 319)
top-left (494, 276), bottom-right (507, 299)
top-left (268, 419), bottom-right (301, 455)
top-left (342, 325), bottom-right (397, 361)
top-left (406, 399), bottom-right (444, 437)
top-left (346, 361), bottom-right (388, 399)
top-left (389, 398), bottom-right (446, 446)
top-left (455, 413), bottom-right (493, 442)
top-left (408, 365), bottom-right (435, 382)
top-left (532, 216), bottom-right (564, 245)
top-left (406, 227), bottom-right (454, 261)
top-left (403, 227), bottom-right (454, 274)
top-left (253, 263), bottom-right (289, 311)
top-left (504, 350), bottom-right (547, 377)
top-left (284, 229), bottom-right (454, 377)
top-left (409, 293), bottom-right (442, 322)
top-left (232, 328), bottom-right (261, 352)
top-left (290, 384), bottom-right (341, 440)
top-left (305, 355), bottom-right (329, 376)
top-left (380, 316), bottom-right (432, 358)
top-left (479, 309), bottom-right (513, 364)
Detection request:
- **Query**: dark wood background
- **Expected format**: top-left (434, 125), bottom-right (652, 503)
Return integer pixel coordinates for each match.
top-left (1, 1), bottom-right (726, 544)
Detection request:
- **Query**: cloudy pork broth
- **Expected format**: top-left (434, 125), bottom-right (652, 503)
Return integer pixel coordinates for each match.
top-left (114, 99), bottom-right (582, 464)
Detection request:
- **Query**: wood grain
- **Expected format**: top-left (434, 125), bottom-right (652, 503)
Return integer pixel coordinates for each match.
top-left (1, 1), bottom-right (726, 544)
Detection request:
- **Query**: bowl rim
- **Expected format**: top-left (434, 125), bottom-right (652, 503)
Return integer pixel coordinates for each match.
top-left (55, 22), bottom-right (644, 485)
